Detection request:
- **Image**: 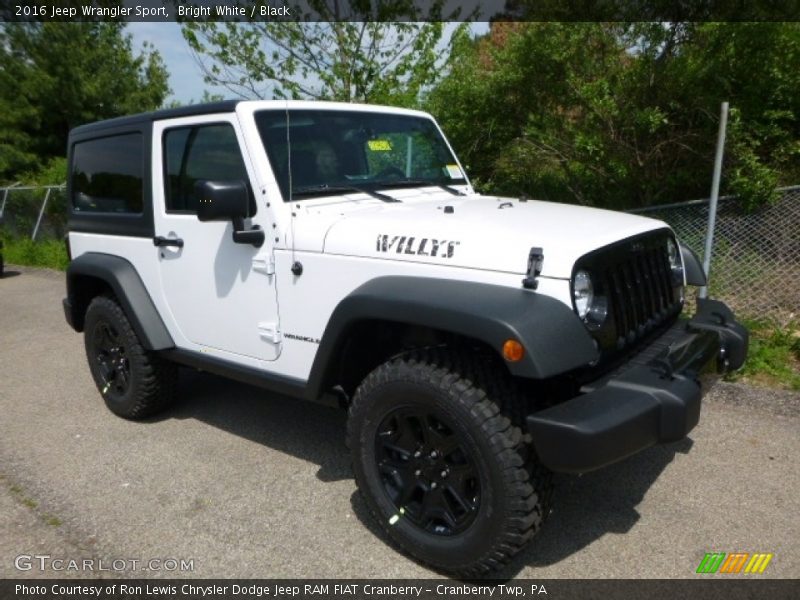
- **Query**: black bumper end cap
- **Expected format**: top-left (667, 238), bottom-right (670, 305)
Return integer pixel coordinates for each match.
top-left (527, 366), bottom-right (701, 474)
top-left (691, 298), bottom-right (749, 371)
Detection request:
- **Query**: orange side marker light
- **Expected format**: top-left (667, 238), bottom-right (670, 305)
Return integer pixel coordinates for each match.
top-left (502, 339), bottom-right (525, 362)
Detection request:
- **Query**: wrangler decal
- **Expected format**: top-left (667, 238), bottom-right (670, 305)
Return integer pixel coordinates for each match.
top-left (284, 333), bottom-right (321, 344)
top-left (376, 234), bottom-right (460, 258)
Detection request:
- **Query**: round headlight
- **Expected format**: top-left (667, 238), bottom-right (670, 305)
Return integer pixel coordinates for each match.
top-left (666, 238), bottom-right (684, 286)
top-left (573, 269), bottom-right (594, 319)
top-left (667, 238), bottom-right (679, 268)
top-left (585, 295), bottom-right (608, 329)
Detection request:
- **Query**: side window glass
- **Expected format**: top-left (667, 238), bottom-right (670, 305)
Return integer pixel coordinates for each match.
top-left (71, 134), bottom-right (143, 213)
top-left (163, 123), bottom-right (256, 215)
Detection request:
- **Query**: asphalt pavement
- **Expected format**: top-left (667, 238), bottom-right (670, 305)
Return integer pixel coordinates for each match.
top-left (1, 266), bottom-right (797, 579)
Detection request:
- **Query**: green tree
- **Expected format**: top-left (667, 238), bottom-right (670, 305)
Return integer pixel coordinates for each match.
top-left (181, 1), bottom-right (446, 105)
top-left (427, 23), bottom-right (800, 209)
top-left (0, 22), bottom-right (170, 182)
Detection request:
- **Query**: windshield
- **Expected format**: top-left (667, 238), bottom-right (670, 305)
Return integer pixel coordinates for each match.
top-left (254, 109), bottom-right (467, 201)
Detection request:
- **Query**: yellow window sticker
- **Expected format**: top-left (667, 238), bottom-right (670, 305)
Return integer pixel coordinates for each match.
top-left (446, 164), bottom-right (462, 179)
top-left (368, 139), bottom-right (392, 151)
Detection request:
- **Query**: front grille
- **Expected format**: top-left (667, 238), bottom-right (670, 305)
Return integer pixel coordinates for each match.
top-left (604, 245), bottom-right (677, 348)
top-left (577, 229), bottom-right (683, 357)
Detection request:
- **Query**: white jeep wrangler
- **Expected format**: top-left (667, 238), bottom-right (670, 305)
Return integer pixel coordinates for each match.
top-left (63, 100), bottom-right (748, 576)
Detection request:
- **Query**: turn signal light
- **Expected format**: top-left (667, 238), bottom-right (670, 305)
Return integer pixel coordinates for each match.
top-left (502, 339), bottom-right (525, 362)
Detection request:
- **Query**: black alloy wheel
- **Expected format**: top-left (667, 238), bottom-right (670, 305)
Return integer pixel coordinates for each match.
top-left (375, 408), bottom-right (481, 536)
top-left (91, 320), bottom-right (131, 399)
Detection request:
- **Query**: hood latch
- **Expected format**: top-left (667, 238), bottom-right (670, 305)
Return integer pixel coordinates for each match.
top-left (522, 247), bottom-right (544, 290)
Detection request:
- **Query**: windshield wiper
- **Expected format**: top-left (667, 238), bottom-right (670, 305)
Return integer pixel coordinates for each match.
top-left (293, 184), bottom-right (400, 203)
top-left (380, 179), bottom-right (466, 196)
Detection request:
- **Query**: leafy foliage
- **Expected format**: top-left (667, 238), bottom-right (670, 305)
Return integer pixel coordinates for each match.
top-left (426, 23), bottom-right (800, 209)
top-left (729, 319), bottom-right (800, 390)
top-left (0, 21), bottom-right (170, 183)
top-left (181, 0), bottom-right (449, 105)
top-left (1, 237), bottom-right (69, 271)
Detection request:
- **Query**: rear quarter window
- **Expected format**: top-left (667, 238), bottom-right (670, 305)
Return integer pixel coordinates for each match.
top-left (71, 134), bottom-right (143, 214)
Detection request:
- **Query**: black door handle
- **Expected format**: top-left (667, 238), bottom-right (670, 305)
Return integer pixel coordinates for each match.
top-left (153, 236), bottom-right (184, 248)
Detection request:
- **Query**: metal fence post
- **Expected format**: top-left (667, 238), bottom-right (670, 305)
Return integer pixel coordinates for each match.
top-left (0, 182), bottom-right (21, 219)
top-left (31, 187), bottom-right (52, 241)
top-left (699, 101), bottom-right (729, 299)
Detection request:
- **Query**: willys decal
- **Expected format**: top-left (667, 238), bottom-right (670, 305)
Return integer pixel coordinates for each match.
top-left (376, 235), bottom-right (460, 258)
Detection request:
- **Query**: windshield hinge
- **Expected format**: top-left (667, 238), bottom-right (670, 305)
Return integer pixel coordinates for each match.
top-left (252, 253), bottom-right (275, 275)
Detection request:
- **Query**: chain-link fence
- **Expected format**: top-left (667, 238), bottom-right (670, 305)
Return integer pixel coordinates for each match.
top-left (0, 184), bottom-right (67, 240)
top-left (631, 186), bottom-right (800, 326)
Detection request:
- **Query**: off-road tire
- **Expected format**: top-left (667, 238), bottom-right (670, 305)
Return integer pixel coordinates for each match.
top-left (83, 295), bottom-right (177, 419)
top-left (347, 347), bottom-right (552, 576)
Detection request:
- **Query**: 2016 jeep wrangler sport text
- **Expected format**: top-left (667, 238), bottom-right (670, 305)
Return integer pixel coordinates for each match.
top-left (62, 100), bottom-right (748, 576)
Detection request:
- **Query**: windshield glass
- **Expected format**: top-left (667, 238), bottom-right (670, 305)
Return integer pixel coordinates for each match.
top-left (255, 110), bottom-right (466, 200)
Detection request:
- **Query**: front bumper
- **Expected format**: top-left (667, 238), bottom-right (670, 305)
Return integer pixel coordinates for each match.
top-left (527, 298), bottom-right (748, 473)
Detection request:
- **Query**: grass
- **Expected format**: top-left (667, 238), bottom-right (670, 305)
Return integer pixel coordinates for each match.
top-left (727, 319), bottom-right (800, 391)
top-left (5, 478), bottom-right (63, 528)
top-left (8, 482), bottom-right (39, 510)
top-left (44, 514), bottom-right (63, 527)
top-left (1, 236), bottom-right (69, 270)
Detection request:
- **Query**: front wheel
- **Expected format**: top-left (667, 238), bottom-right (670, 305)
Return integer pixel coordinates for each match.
top-left (347, 348), bottom-right (551, 576)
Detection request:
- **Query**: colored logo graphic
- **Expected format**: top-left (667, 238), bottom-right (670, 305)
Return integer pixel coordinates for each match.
top-left (696, 552), bottom-right (774, 574)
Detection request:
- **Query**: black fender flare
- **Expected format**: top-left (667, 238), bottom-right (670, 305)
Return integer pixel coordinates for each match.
top-left (64, 253), bottom-right (173, 351)
top-left (306, 276), bottom-right (598, 398)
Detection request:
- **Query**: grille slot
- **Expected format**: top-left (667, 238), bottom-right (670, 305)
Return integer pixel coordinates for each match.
top-left (598, 241), bottom-right (677, 350)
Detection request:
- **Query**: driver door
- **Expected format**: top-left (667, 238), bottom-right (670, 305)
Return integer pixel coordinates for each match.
top-left (152, 115), bottom-right (280, 362)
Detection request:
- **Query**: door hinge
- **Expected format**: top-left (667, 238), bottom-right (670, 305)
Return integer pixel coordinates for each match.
top-left (252, 253), bottom-right (275, 275)
top-left (258, 322), bottom-right (281, 344)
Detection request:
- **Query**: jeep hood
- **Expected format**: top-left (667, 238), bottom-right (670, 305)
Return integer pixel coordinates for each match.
top-left (292, 193), bottom-right (668, 279)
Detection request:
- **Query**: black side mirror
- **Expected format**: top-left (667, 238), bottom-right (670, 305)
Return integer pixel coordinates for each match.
top-left (196, 180), bottom-right (248, 222)
top-left (194, 180), bottom-right (264, 248)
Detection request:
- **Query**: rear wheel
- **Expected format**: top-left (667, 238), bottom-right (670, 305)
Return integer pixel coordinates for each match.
top-left (83, 295), bottom-right (176, 419)
top-left (347, 348), bottom-right (552, 576)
